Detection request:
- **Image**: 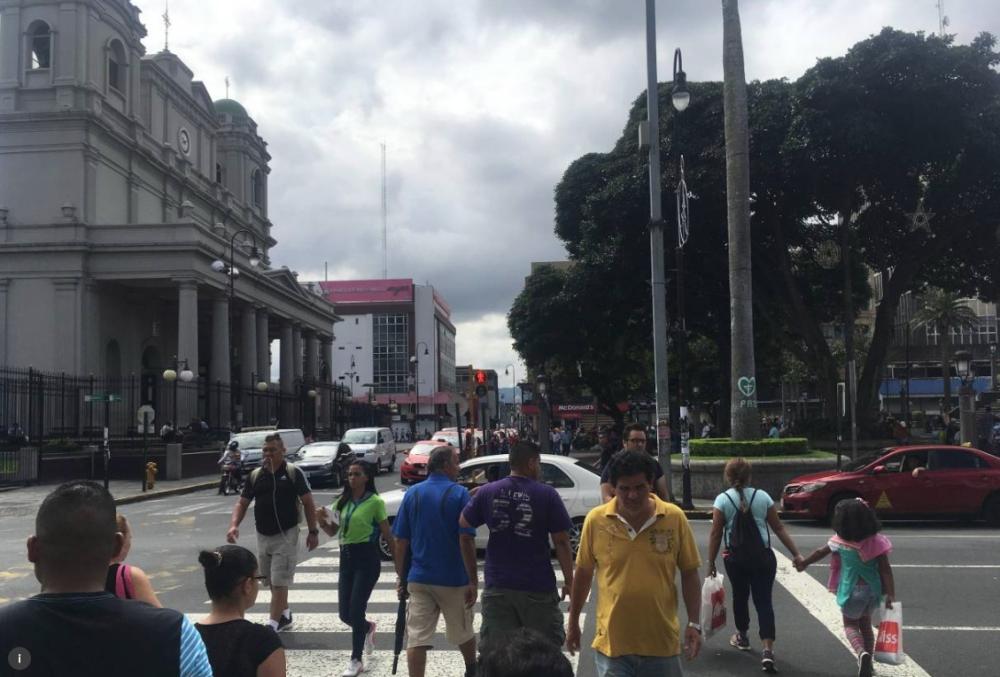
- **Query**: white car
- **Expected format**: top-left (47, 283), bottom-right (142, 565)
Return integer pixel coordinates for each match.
top-left (342, 427), bottom-right (397, 473)
top-left (377, 454), bottom-right (602, 560)
top-left (229, 428), bottom-right (306, 471)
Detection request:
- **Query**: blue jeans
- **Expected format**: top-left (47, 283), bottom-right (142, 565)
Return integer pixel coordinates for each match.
top-left (594, 652), bottom-right (684, 677)
top-left (338, 543), bottom-right (381, 659)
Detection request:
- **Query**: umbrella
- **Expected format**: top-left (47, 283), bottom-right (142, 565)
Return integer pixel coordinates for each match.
top-left (392, 580), bottom-right (408, 674)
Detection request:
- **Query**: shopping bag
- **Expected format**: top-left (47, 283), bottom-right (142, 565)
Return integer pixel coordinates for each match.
top-left (699, 574), bottom-right (727, 639)
top-left (874, 601), bottom-right (904, 665)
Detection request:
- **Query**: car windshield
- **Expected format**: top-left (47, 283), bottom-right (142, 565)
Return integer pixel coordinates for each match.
top-left (842, 449), bottom-right (892, 472)
top-left (301, 443), bottom-right (340, 457)
top-left (343, 430), bottom-right (376, 444)
top-left (230, 432), bottom-right (271, 449)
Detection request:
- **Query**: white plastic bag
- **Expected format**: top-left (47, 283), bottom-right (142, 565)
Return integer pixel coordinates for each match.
top-left (699, 574), bottom-right (727, 640)
top-left (874, 601), bottom-right (904, 665)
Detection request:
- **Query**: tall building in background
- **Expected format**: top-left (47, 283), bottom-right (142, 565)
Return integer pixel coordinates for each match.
top-left (318, 279), bottom-right (457, 438)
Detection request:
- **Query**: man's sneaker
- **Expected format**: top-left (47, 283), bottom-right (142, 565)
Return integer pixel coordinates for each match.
top-left (364, 621), bottom-right (376, 655)
top-left (761, 649), bottom-right (777, 673)
top-left (276, 613), bottom-right (294, 633)
top-left (341, 659), bottom-right (365, 676)
top-left (858, 652), bottom-right (873, 677)
top-left (730, 632), bottom-right (751, 651)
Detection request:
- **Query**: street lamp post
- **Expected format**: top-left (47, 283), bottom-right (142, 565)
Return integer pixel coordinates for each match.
top-left (410, 342), bottom-right (429, 439)
top-left (537, 372), bottom-right (550, 453)
top-left (504, 364), bottom-right (518, 432)
top-left (641, 0), bottom-right (678, 499)
top-left (671, 47), bottom-right (694, 509)
top-left (955, 349), bottom-right (975, 444)
top-left (990, 343), bottom-right (998, 391)
top-left (212, 229), bottom-right (261, 433)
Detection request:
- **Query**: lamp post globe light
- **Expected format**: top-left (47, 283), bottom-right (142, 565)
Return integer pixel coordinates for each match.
top-left (212, 227), bottom-right (261, 433)
top-left (954, 349), bottom-right (975, 445)
top-left (162, 357), bottom-right (194, 428)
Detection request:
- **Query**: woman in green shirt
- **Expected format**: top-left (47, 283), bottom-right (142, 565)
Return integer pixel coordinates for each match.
top-left (317, 461), bottom-right (393, 677)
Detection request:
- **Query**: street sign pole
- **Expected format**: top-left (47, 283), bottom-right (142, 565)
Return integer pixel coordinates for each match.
top-left (142, 412), bottom-right (149, 493)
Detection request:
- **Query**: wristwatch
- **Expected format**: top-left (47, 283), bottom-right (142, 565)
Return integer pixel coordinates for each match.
top-left (687, 622), bottom-right (702, 634)
top-left (308, 529), bottom-right (319, 535)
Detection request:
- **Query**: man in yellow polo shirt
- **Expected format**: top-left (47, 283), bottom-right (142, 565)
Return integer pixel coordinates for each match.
top-left (567, 449), bottom-right (703, 676)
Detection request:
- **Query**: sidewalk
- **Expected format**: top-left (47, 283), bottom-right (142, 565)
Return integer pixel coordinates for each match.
top-left (0, 474), bottom-right (218, 513)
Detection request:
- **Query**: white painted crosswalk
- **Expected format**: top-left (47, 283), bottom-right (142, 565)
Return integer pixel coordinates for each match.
top-left (182, 543), bottom-right (579, 677)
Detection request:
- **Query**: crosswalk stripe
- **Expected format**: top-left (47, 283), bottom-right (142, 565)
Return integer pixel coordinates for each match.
top-left (186, 611), bottom-right (585, 635)
top-left (284, 649), bottom-right (579, 676)
top-left (292, 570), bottom-right (567, 585)
top-left (148, 501), bottom-right (218, 516)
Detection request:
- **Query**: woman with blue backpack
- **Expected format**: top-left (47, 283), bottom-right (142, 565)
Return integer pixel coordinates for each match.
top-left (707, 458), bottom-right (804, 673)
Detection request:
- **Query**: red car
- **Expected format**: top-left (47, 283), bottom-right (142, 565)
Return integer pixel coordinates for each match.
top-left (400, 440), bottom-right (450, 485)
top-left (781, 445), bottom-right (1000, 525)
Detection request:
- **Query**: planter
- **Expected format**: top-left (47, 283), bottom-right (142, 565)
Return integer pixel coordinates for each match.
top-left (669, 456), bottom-right (838, 500)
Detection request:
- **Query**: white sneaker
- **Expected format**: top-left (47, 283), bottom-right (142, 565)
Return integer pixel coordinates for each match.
top-left (341, 658), bottom-right (365, 676)
top-left (364, 621), bottom-right (377, 656)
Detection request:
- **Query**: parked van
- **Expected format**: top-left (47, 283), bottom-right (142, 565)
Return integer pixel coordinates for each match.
top-left (229, 428), bottom-right (306, 470)
top-left (342, 427), bottom-right (397, 472)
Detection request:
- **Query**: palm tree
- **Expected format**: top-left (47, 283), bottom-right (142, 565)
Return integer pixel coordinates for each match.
top-left (722, 0), bottom-right (757, 439)
top-left (913, 289), bottom-right (979, 413)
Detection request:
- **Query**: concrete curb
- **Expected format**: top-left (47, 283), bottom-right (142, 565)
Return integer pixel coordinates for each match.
top-left (114, 480), bottom-right (217, 506)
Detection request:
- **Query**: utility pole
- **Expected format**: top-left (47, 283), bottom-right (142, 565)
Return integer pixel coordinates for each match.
top-left (643, 0), bottom-right (674, 498)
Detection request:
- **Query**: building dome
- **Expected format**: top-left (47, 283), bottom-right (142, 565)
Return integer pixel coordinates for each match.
top-left (213, 98), bottom-right (248, 120)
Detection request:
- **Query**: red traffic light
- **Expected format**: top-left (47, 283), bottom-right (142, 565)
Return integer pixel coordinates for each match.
top-left (475, 370), bottom-right (487, 385)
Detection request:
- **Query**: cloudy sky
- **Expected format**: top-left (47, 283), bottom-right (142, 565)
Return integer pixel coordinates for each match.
top-left (134, 0), bottom-right (999, 377)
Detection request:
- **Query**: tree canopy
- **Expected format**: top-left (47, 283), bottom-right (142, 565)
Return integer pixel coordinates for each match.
top-left (509, 28), bottom-right (1000, 429)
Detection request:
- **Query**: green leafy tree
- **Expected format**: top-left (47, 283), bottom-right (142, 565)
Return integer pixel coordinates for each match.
top-left (912, 288), bottom-right (979, 411)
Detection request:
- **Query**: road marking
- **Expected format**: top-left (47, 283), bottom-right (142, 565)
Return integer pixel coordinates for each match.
top-left (187, 611), bottom-right (585, 635)
top-left (772, 549), bottom-right (932, 677)
top-left (148, 502), bottom-right (218, 516)
top-left (284, 649), bottom-right (578, 676)
top-left (291, 570), bottom-right (566, 584)
top-left (907, 626), bottom-right (1000, 632)
top-left (807, 563), bottom-right (1000, 569)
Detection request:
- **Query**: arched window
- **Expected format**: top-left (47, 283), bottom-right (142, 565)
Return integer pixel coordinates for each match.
top-left (251, 168), bottom-right (263, 208)
top-left (28, 22), bottom-right (51, 70)
top-left (107, 40), bottom-right (127, 92)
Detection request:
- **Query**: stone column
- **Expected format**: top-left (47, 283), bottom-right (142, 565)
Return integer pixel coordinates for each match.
top-left (320, 336), bottom-right (334, 383)
top-left (292, 326), bottom-right (303, 384)
top-left (176, 280), bottom-right (199, 424)
top-left (0, 279), bottom-right (8, 366)
top-left (304, 331), bottom-right (320, 382)
top-left (210, 296), bottom-right (231, 428)
top-left (256, 308), bottom-right (270, 384)
top-left (279, 323), bottom-right (294, 395)
top-left (240, 306), bottom-right (257, 388)
top-left (317, 336), bottom-right (334, 430)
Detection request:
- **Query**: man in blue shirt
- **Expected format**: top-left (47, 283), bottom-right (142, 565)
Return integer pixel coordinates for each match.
top-left (0, 481), bottom-right (212, 677)
top-left (393, 445), bottom-right (477, 677)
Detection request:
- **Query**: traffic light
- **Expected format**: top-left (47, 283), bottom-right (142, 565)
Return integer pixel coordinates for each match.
top-left (475, 370), bottom-right (487, 385)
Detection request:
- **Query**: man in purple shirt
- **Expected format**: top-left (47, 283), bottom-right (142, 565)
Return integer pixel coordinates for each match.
top-left (459, 441), bottom-right (575, 654)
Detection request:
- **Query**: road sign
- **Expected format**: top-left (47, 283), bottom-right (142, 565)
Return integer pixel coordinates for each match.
top-left (136, 404), bottom-right (156, 424)
top-left (84, 393), bottom-right (122, 403)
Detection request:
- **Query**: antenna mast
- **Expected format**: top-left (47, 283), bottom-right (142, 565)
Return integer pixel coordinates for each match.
top-left (381, 142), bottom-right (388, 279)
top-left (937, 1), bottom-right (949, 36)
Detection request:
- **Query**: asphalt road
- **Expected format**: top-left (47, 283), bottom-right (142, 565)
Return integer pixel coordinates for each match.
top-left (1, 454), bottom-right (996, 675)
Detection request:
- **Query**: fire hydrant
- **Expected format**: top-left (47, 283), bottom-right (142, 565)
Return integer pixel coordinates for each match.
top-left (145, 461), bottom-right (158, 490)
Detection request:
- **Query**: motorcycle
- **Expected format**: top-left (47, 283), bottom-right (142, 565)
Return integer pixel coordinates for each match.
top-left (219, 462), bottom-right (244, 496)
top-left (328, 443), bottom-right (355, 488)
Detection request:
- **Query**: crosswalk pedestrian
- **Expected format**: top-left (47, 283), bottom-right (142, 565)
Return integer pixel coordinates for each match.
top-left (184, 539), bottom-right (582, 677)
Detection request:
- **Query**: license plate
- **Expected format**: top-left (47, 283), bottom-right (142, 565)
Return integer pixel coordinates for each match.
top-left (417, 468), bottom-right (427, 476)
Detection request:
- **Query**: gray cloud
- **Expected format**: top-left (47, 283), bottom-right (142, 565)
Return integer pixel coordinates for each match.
top-left (136, 0), bottom-right (1000, 375)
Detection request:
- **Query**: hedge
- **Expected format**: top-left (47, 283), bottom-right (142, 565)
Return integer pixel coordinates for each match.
top-left (688, 437), bottom-right (809, 457)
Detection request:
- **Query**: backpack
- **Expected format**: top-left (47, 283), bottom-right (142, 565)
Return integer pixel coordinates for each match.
top-left (723, 488), bottom-right (770, 567)
top-left (249, 462), bottom-right (306, 525)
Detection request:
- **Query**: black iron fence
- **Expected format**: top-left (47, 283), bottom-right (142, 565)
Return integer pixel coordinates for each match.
top-left (0, 366), bottom-right (386, 450)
